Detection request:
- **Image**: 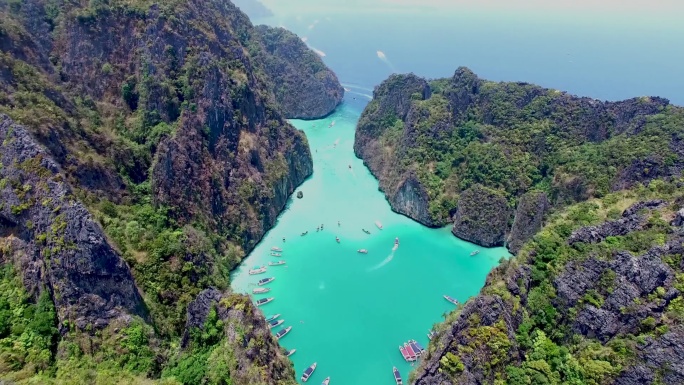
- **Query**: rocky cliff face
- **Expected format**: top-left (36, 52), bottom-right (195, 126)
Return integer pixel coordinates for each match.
top-left (0, 0), bottom-right (342, 382)
top-left (355, 67), bottom-right (683, 249)
top-left (180, 288), bottom-right (296, 385)
top-left (451, 184), bottom-right (510, 247)
top-left (253, 26), bottom-right (344, 119)
top-left (507, 190), bottom-right (549, 253)
top-left (0, 115), bottom-right (147, 331)
top-left (412, 189), bottom-right (684, 385)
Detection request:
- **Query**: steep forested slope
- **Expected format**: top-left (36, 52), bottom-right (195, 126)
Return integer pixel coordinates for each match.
top-left (412, 180), bottom-right (684, 385)
top-left (0, 0), bottom-right (341, 383)
top-left (355, 68), bottom-right (684, 250)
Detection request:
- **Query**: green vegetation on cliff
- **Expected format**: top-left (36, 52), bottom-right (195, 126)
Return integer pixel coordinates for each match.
top-left (0, 0), bottom-right (342, 383)
top-left (413, 179), bottom-right (684, 384)
top-left (355, 68), bottom-right (684, 247)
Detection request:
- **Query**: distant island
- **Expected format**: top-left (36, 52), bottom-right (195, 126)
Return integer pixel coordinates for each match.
top-left (231, 0), bottom-right (273, 19)
top-left (355, 67), bottom-right (682, 251)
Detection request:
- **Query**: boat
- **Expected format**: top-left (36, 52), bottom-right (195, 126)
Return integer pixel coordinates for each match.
top-left (301, 231), bottom-right (308, 236)
top-left (357, 249), bottom-right (368, 254)
top-left (404, 342), bottom-right (417, 359)
top-left (444, 295), bottom-right (459, 305)
top-left (427, 330), bottom-right (436, 340)
top-left (321, 377), bottom-right (330, 385)
top-left (395, 237), bottom-right (399, 245)
top-left (255, 297), bottom-right (274, 306)
top-left (268, 260), bottom-right (286, 266)
top-left (375, 220), bottom-right (383, 230)
top-left (411, 339), bottom-right (425, 353)
top-left (275, 326), bottom-right (292, 340)
top-left (270, 252), bottom-right (282, 257)
top-left (362, 229), bottom-right (371, 234)
top-left (470, 250), bottom-right (480, 256)
top-left (301, 362), bottom-right (317, 382)
top-left (258, 277), bottom-right (275, 286)
top-left (335, 236), bottom-right (340, 243)
top-left (265, 314), bottom-right (281, 322)
top-left (393, 367), bottom-right (403, 385)
top-left (399, 345), bottom-right (415, 362)
top-left (268, 319), bottom-right (284, 329)
top-left (252, 287), bottom-right (270, 294)
top-left (271, 247), bottom-right (283, 252)
top-left (409, 340), bottom-right (422, 355)
top-left (249, 266), bottom-right (267, 275)
top-left (286, 349), bottom-right (296, 357)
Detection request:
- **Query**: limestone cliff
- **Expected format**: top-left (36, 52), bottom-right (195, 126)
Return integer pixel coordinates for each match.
top-left (0, 0), bottom-right (342, 382)
top-left (0, 115), bottom-right (147, 331)
top-left (412, 189), bottom-right (684, 384)
top-left (451, 185), bottom-right (510, 247)
top-left (507, 190), bottom-right (549, 253)
top-left (355, 68), bottom-right (683, 248)
top-left (252, 26), bottom-right (344, 119)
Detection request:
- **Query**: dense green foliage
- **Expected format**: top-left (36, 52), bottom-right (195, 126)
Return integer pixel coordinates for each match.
top-left (417, 179), bottom-right (684, 384)
top-left (357, 68), bottom-right (684, 225)
top-left (0, 0), bottom-right (328, 383)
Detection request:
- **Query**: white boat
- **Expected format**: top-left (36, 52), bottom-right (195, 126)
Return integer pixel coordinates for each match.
top-left (258, 277), bottom-right (275, 286)
top-left (470, 250), bottom-right (480, 256)
top-left (265, 314), bottom-right (281, 322)
top-left (375, 220), bottom-right (383, 230)
top-left (271, 246), bottom-right (283, 252)
top-left (393, 367), bottom-right (403, 385)
top-left (444, 295), bottom-right (459, 305)
top-left (256, 297), bottom-right (274, 306)
top-left (249, 266), bottom-right (267, 275)
top-left (270, 252), bottom-right (282, 257)
top-left (268, 319), bottom-right (285, 329)
top-left (252, 287), bottom-right (270, 294)
top-left (286, 349), bottom-right (296, 357)
top-left (301, 362), bottom-right (317, 382)
top-left (269, 260), bottom-right (286, 266)
top-left (321, 377), bottom-right (330, 385)
top-left (357, 249), bottom-right (368, 254)
top-left (275, 326), bottom-right (292, 340)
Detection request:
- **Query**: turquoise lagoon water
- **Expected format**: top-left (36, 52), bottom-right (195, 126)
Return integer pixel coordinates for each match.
top-left (231, 4), bottom-right (684, 384)
top-left (231, 99), bottom-right (509, 384)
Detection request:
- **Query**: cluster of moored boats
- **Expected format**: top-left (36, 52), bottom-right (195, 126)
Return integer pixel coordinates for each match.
top-left (399, 339), bottom-right (426, 362)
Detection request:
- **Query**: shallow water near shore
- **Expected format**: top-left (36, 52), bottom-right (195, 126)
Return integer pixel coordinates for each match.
top-left (231, 96), bottom-right (510, 384)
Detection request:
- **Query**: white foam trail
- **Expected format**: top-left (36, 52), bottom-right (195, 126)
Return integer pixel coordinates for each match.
top-left (347, 90), bottom-right (373, 100)
top-left (376, 50), bottom-right (398, 73)
top-left (368, 245), bottom-right (398, 271)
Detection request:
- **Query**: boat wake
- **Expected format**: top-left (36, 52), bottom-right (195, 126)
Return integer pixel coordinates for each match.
top-left (368, 246), bottom-right (397, 272)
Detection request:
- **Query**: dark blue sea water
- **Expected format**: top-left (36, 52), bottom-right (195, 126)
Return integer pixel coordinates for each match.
top-left (257, 7), bottom-right (683, 104)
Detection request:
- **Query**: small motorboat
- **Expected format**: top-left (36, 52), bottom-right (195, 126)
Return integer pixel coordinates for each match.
top-left (249, 266), bottom-right (267, 275)
top-left (393, 367), bottom-right (403, 385)
top-left (265, 314), bottom-right (281, 322)
top-left (404, 342), bottom-right (417, 359)
top-left (357, 249), bottom-right (368, 254)
top-left (286, 349), bottom-right (296, 357)
top-left (321, 377), bottom-right (330, 385)
top-left (470, 250), bottom-right (480, 256)
top-left (411, 339), bottom-right (425, 353)
top-left (269, 260), bottom-right (286, 266)
top-left (271, 246), bottom-right (283, 252)
top-left (270, 252), bottom-right (282, 257)
top-left (427, 330), bottom-right (436, 340)
top-left (275, 326), bottom-right (292, 340)
top-left (253, 287), bottom-right (270, 294)
top-left (444, 295), bottom-right (459, 305)
top-left (335, 236), bottom-right (340, 243)
top-left (409, 340), bottom-right (422, 355)
top-left (301, 231), bottom-right (308, 236)
top-left (301, 362), bottom-right (317, 382)
top-left (395, 237), bottom-right (399, 246)
top-left (362, 228), bottom-right (371, 234)
top-left (268, 319), bottom-right (285, 329)
top-left (375, 220), bottom-right (383, 230)
top-left (255, 297), bottom-right (274, 306)
top-left (258, 277), bottom-right (275, 286)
